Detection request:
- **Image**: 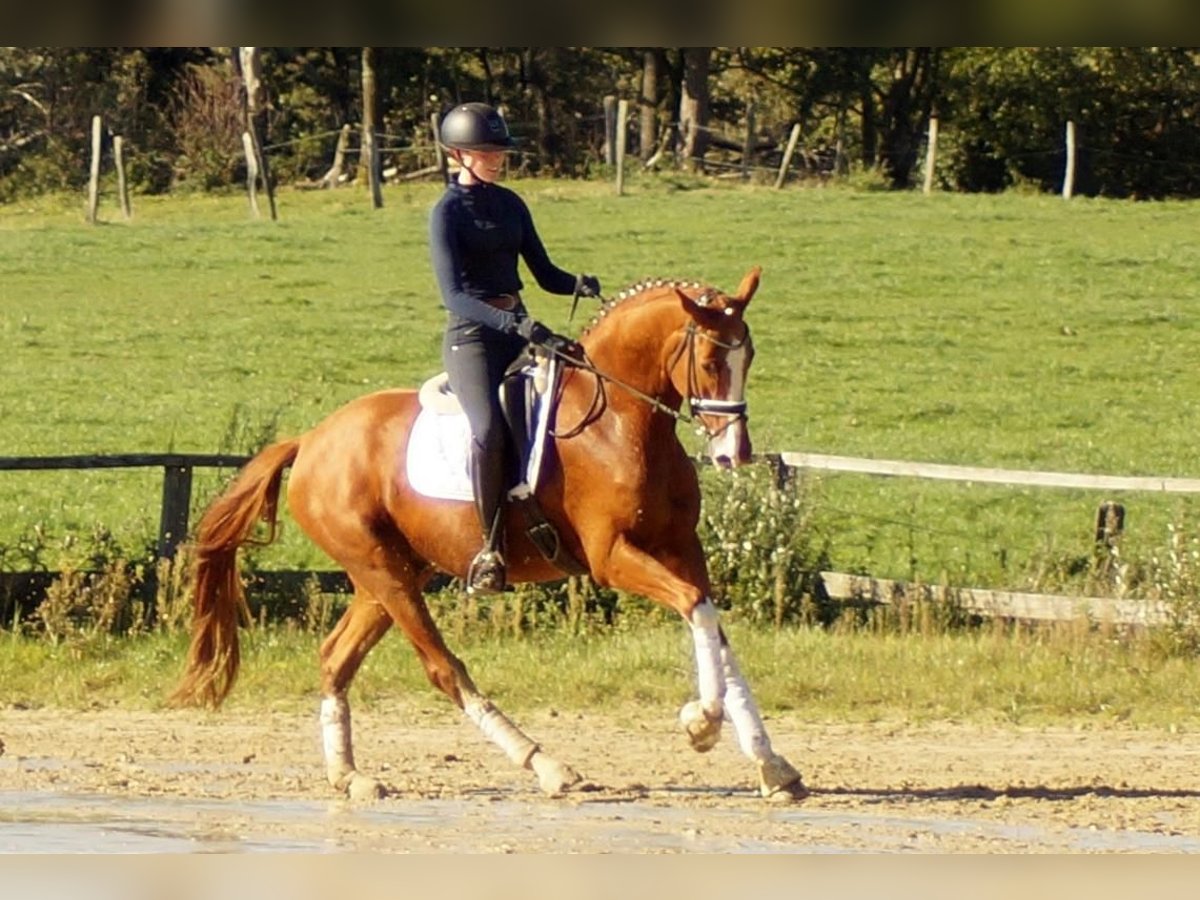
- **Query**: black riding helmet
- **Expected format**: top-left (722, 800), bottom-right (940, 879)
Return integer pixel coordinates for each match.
top-left (439, 102), bottom-right (516, 151)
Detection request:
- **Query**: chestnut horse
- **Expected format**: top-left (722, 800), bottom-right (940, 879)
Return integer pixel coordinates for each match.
top-left (172, 266), bottom-right (805, 801)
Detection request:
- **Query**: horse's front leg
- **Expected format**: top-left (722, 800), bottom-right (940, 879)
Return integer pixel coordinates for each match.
top-left (600, 534), bottom-right (806, 800)
top-left (719, 643), bottom-right (806, 799)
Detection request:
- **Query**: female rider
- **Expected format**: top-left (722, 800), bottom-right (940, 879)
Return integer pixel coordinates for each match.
top-left (429, 102), bottom-right (600, 594)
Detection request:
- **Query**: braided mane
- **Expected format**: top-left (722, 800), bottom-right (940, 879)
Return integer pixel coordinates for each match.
top-left (580, 277), bottom-right (720, 335)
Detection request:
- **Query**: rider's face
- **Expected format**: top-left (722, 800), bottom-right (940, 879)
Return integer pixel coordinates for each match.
top-left (458, 149), bottom-right (505, 184)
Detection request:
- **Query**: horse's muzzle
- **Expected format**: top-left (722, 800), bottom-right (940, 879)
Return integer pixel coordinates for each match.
top-left (706, 419), bottom-right (752, 469)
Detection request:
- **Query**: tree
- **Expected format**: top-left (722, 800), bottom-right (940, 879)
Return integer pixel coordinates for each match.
top-left (678, 47), bottom-right (711, 170)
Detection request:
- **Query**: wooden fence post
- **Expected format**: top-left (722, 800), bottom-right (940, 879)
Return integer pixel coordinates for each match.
top-left (922, 116), bottom-right (939, 195)
top-left (603, 95), bottom-right (617, 166)
top-left (361, 47), bottom-right (383, 209)
top-left (113, 134), bottom-right (131, 219)
top-left (86, 115), bottom-right (102, 224)
top-left (775, 123), bottom-right (801, 189)
top-left (157, 464), bottom-right (194, 561)
top-left (615, 98), bottom-right (628, 196)
top-left (1062, 120), bottom-right (1076, 200)
top-left (317, 123), bottom-right (351, 188)
top-left (363, 126), bottom-right (383, 208)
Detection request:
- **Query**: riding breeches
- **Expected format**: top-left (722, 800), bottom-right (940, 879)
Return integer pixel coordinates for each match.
top-left (442, 319), bottom-right (525, 542)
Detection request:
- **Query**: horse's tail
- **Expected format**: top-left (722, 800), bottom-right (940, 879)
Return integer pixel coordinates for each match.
top-left (169, 438), bottom-right (300, 709)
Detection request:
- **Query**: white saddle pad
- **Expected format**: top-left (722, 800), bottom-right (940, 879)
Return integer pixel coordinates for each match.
top-left (405, 360), bottom-right (557, 502)
top-left (406, 403), bottom-right (475, 501)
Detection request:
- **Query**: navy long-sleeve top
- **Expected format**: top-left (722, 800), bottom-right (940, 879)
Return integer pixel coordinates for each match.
top-left (429, 181), bottom-right (577, 333)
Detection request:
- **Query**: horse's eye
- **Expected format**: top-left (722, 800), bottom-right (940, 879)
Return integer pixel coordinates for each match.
top-left (701, 360), bottom-right (721, 375)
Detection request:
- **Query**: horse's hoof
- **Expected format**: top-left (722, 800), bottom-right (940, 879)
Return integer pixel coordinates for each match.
top-left (345, 772), bottom-right (387, 802)
top-left (679, 700), bottom-right (722, 753)
top-left (758, 753), bottom-right (806, 802)
top-left (531, 752), bottom-right (582, 796)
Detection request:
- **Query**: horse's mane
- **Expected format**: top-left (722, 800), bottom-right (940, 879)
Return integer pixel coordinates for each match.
top-left (580, 277), bottom-right (719, 336)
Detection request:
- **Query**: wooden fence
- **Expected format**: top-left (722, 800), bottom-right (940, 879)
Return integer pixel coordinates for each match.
top-left (0, 453), bottom-right (356, 622)
top-left (3, 449), bottom-right (1198, 626)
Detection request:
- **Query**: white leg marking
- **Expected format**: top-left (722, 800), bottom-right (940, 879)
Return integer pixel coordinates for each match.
top-left (718, 645), bottom-right (806, 799)
top-left (721, 644), bottom-right (773, 762)
top-left (320, 694), bottom-right (355, 786)
top-left (680, 598), bottom-right (726, 752)
top-left (463, 693), bottom-right (539, 768)
top-left (463, 692), bottom-right (580, 794)
top-left (689, 598), bottom-right (725, 718)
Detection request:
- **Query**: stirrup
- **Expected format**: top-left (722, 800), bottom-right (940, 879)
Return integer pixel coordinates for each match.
top-left (467, 549), bottom-right (507, 595)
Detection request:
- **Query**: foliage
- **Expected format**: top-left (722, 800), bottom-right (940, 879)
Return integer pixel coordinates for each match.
top-left (939, 48), bottom-right (1200, 198)
top-left (1148, 523), bottom-right (1200, 657)
top-left (6, 47), bottom-right (1200, 198)
top-left (699, 463), bottom-right (832, 626)
top-left (34, 561), bottom-right (144, 645)
top-left (168, 62), bottom-right (245, 191)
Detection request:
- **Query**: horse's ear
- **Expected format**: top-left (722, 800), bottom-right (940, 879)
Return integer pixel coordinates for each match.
top-left (735, 266), bottom-right (761, 304)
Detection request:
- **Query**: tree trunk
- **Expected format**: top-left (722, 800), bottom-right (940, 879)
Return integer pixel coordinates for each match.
top-left (859, 68), bottom-right (877, 170)
top-left (878, 48), bottom-right (940, 189)
top-left (678, 47), bottom-right (711, 171)
top-left (238, 47), bottom-right (277, 220)
top-left (523, 48), bottom-right (550, 172)
top-left (639, 49), bottom-right (659, 160)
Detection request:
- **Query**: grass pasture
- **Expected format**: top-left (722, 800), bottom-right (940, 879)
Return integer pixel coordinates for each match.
top-left (3, 177), bottom-right (1200, 595)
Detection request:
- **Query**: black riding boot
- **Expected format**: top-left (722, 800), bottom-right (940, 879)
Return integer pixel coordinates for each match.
top-left (466, 438), bottom-right (508, 595)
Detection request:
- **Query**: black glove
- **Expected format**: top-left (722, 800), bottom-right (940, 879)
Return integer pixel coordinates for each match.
top-left (516, 317), bottom-right (580, 359)
top-left (576, 274), bottom-right (601, 298)
top-left (541, 332), bottom-right (582, 360)
top-left (516, 317), bottom-right (553, 345)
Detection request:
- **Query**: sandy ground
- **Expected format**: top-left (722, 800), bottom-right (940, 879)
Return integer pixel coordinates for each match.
top-left (3, 703), bottom-right (1200, 853)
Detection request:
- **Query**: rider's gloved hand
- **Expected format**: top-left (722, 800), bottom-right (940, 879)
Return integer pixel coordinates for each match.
top-left (517, 317), bottom-right (581, 360)
top-left (576, 274), bottom-right (601, 298)
top-left (541, 332), bottom-right (582, 359)
top-left (516, 316), bottom-right (553, 345)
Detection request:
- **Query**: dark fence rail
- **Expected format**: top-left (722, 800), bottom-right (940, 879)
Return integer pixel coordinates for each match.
top-left (0, 453), bottom-right (251, 561)
top-left (1, 453), bottom-right (250, 621)
top-left (3, 450), bottom-right (1192, 626)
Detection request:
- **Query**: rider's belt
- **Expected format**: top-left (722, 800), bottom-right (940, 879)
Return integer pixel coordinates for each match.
top-left (485, 293), bottom-right (521, 311)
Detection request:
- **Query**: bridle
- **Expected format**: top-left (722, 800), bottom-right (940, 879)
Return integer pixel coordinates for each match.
top-left (675, 320), bottom-right (751, 439)
top-left (545, 305), bottom-right (751, 443)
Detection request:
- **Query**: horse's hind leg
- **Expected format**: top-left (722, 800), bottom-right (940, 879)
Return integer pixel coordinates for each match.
top-left (346, 560), bottom-right (581, 797)
top-left (317, 590), bottom-right (393, 799)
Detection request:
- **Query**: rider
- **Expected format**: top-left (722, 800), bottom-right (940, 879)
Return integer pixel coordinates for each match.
top-left (429, 101), bottom-right (600, 595)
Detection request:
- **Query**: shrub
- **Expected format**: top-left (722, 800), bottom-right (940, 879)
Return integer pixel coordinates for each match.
top-left (699, 462), bottom-right (833, 626)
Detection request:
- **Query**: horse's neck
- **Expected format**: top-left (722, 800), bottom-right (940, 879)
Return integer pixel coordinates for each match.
top-left (579, 294), bottom-right (685, 404)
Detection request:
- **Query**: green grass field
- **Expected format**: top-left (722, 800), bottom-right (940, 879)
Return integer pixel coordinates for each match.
top-left (3, 176), bottom-right (1200, 591)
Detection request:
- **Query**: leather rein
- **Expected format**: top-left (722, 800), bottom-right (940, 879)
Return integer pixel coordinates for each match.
top-left (542, 309), bottom-right (750, 442)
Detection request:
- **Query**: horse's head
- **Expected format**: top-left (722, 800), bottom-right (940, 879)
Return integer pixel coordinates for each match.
top-left (670, 266), bottom-right (760, 468)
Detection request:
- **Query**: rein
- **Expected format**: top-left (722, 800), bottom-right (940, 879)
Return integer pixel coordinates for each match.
top-left (542, 306), bottom-right (750, 441)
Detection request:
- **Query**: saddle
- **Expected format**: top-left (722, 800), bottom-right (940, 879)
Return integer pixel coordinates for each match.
top-left (409, 351), bottom-right (587, 576)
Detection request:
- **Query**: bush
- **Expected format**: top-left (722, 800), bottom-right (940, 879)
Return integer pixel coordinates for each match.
top-left (168, 63), bottom-right (245, 191)
top-left (699, 461), bottom-right (833, 626)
